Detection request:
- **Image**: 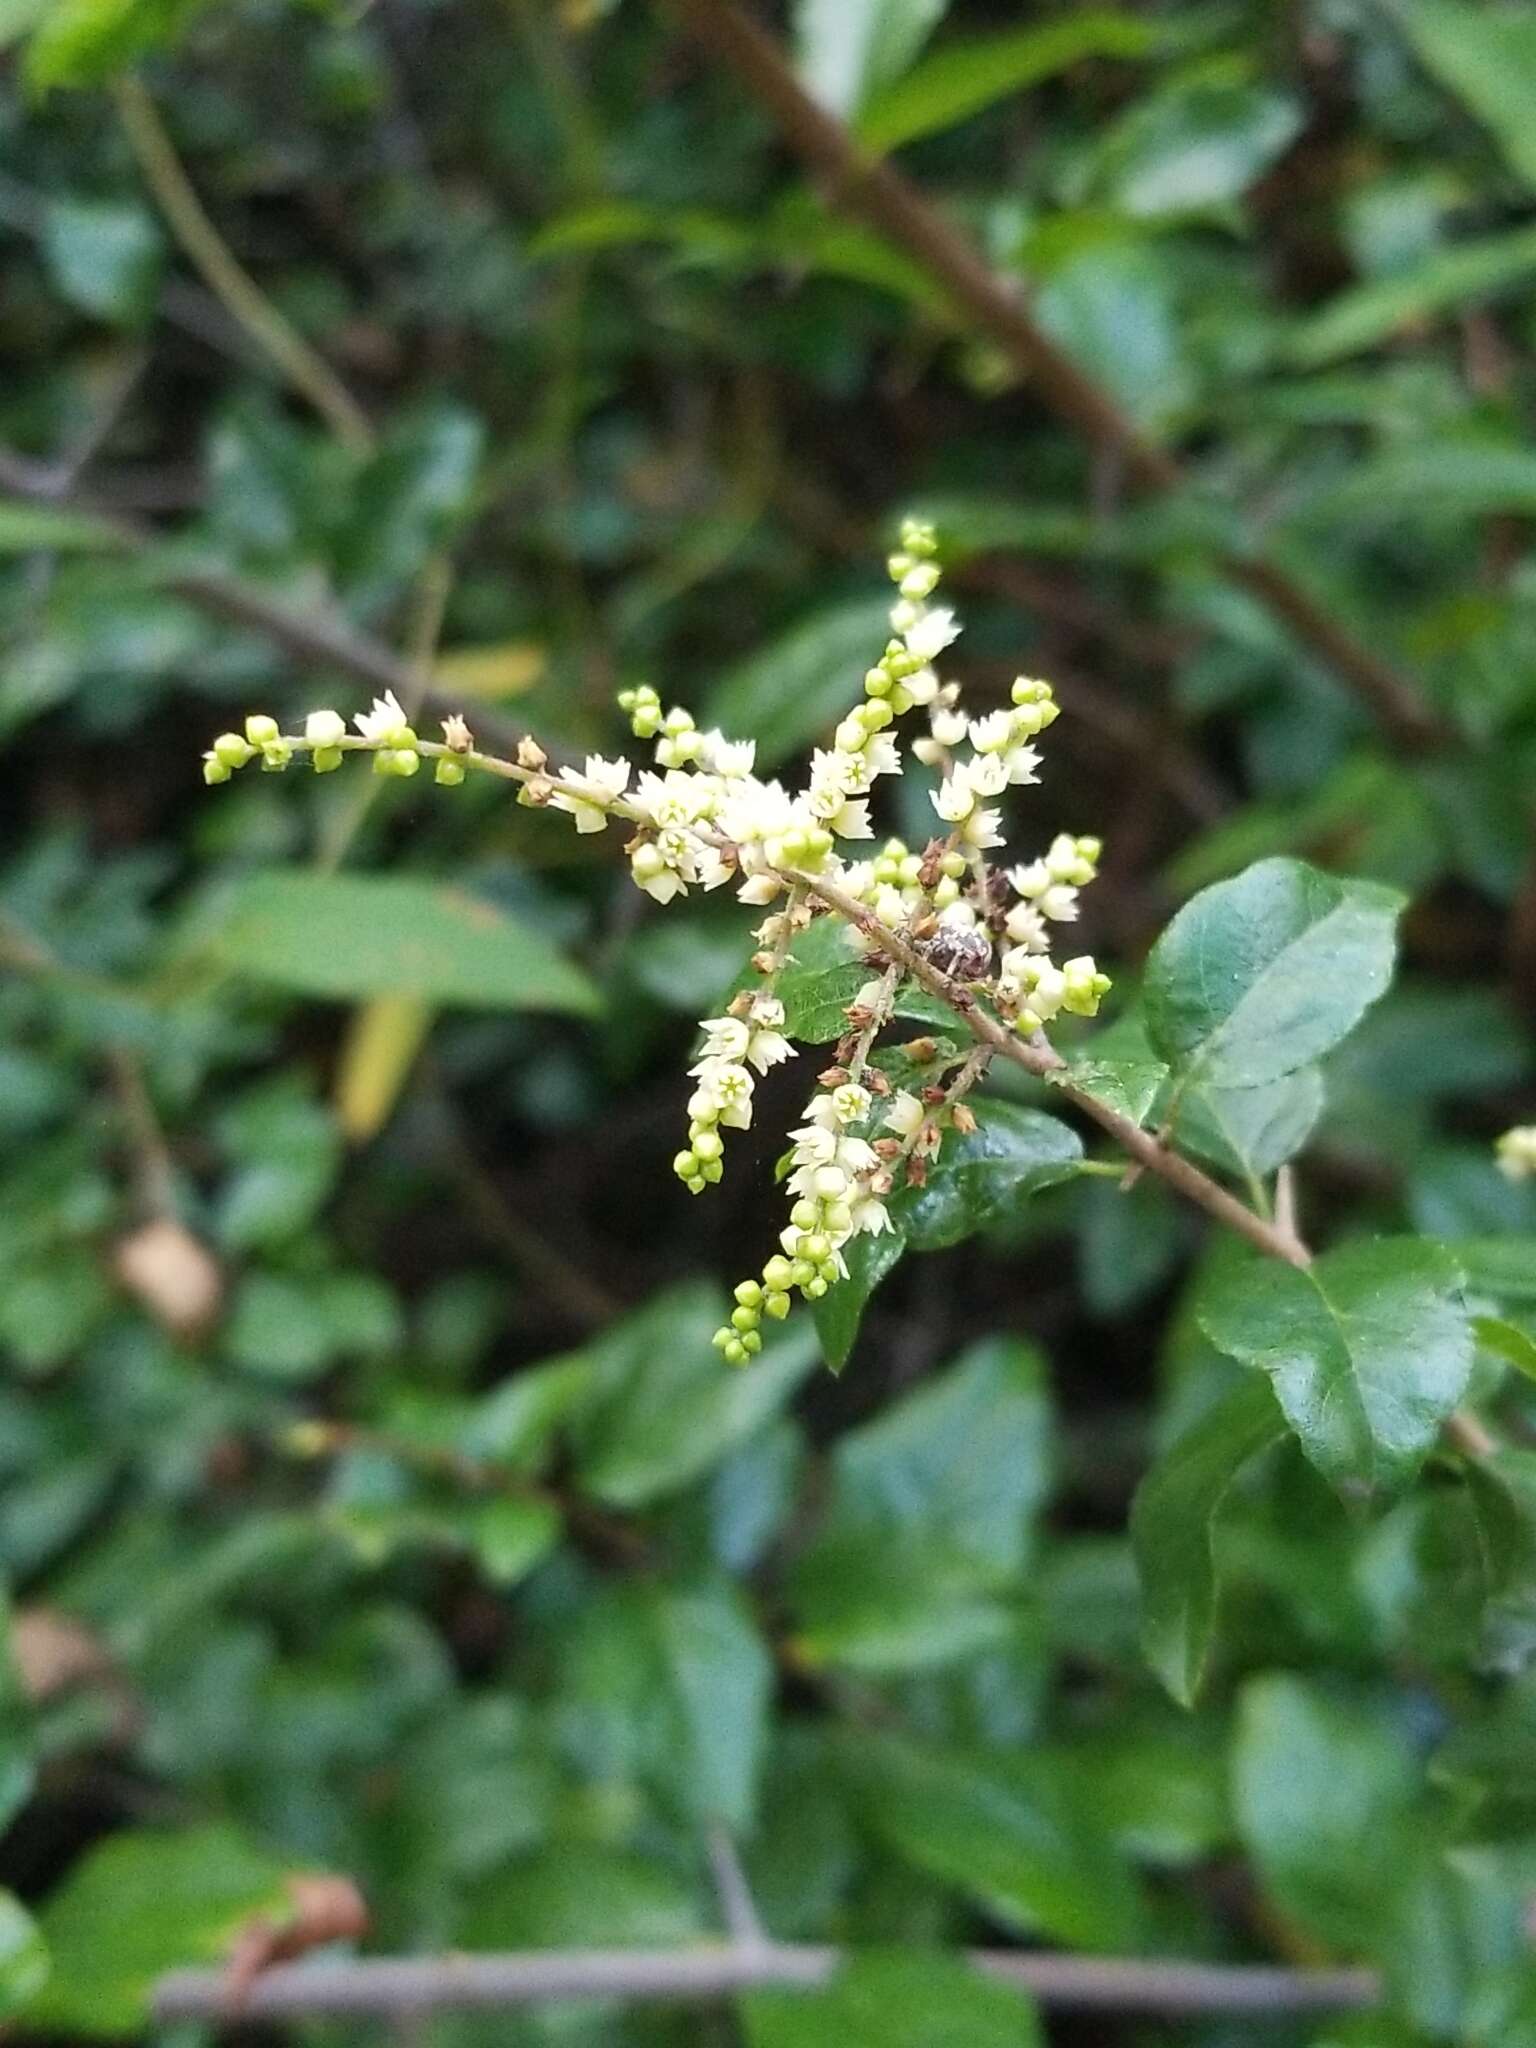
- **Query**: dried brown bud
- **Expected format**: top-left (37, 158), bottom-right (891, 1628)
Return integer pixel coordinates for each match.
top-left (818, 1066), bottom-right (850, 1090)
top-left (515, 736), bottom-right (548, 770)
top-left (866, 1068), bottom-right (891, 1095)
top-left (869, 1169), bottom-right (895, 1196)
top-left (727, 990), bottom-right (755, 1018)
top-left (922, 1085), bottom-right (947, 1105)
top-left (441, 713), bottom-right (473, 754)
top-left (905, 1038), bottom-right (937, 1064)
top-left (950, 1102), bottom-right (977, 1135)
top-left (904, 1156), bottom-right (929, 1188)
top-left (751, 951), bottom-right (777, 975)
top-left (873, 1137), bottom-right (903, 1160)
top-left (519, 776), bottom-right (552, 806)
top-left (911, 912), bottom-right (938, 940)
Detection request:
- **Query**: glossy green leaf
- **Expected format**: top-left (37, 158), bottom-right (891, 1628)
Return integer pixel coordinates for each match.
top-left (571, 1281), bottom-right (818, 1507)
top-left (1288, 221), bottom-right (1536, 366)
top-left (1053, 1052), bottom-right (1170, 1127)
top-left (1232, 1674), bottom-right (1420, 1950)
top-left (645, 1577), bottom-right (773, 1830)
top-left (811, 1225), bottom-right (906, 1373)
top-left (704, 598), bottom-right (894, 768)
top-left (32, 1826), bottom-right (290, 2032)
top-left (744, 1951), bottom-right (1040, 2048)
top-left (460, 1843), bottom-right (703, 1951)
top-left (24, 0), bottom-right (214, 87)
top-left (42, 200), bottom-right (162, 325)
top-left (1031, 219), bottom-right (1191, 433)
top-left (1476, 1316), bottom-right (1536, 1381)
top-left (841, 1731), bottom-right (1145, 1949)
top-left (793, 1339), bottom-right (1051, 1672)
top-left (1175, 1066), bottom-right (1325, 1184)
top-left (1199, 1239), bottom-right (1473, 1494)
top-left (891, 1102), bottom-right (1084, 1250)
top-left (857, 13), bottom-right (1152, 154)
top-left (770, 914), bottom-right (871, 1042)
top-left (793, 0), bottom-right (949, 120)
top-left (1092, 74), bottom-right (1303, 218)
top-left (470, 1496), bottom-right (561, 1587)
top-left (1391, 0), bottom-right (1536, 189)
top-left (1131, 1377), bottom-right (1287, 1705)
top-left (0, 1894), bottom-right (47, 2021)
top-left (1301, 438), bottom-right (1536, 526)
top-left (1145, 857), bottom-right (1403, 1087)
top-left (205, 870), bottom-right (601, 1015)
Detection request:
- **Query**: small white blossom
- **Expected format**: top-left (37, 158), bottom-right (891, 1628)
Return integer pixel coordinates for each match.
top-left (903, 606), bottom-right (960, 663)
top-left (306, 709), bottom-right (346, 748)
top-left (1497, 1127), bottom-right (1536, 1180)
top-left (355, 691), bottom-right (411, 745)
top-left (932, 766), bottom-right (976, 823)
top-left (884, 1090), bottom-right (926, 1138)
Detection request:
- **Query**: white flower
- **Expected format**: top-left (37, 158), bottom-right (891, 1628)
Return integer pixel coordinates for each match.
top-left (551, 756), bottom-right (627, 834)
top-left (931, 709), bottom-right (968, 749)
top-left (691, 1060), bottom-right (755, 1130)
top-left (694, 1016), bottom-right (751, 1065)
top-left (355, 691), bottom-right (411, 745)
top-left (966, 752), bottom-right (1009, 798)
top-left (969, 711), bottom-right (1013, 753)
top-left (903, 666), bottom-right (940, 707)
top-left (884, 1090), bottom-right (926, 1138)
top-left (961, 805), bottom-right (1004, 851)
top-left (850, 1194), bottom-right (891, 1235)
top-left (1497, 1127), bottom-right (1536, 1180)
top-left (1004, 903), bottom-right (1048, 951)
top-left (701, 732), bottom-right (756, 778)
top-left (1004, 744), bottom-right (1041, 786)
top-left (932, 766), bottom-right (976, 823)
top-left (903, 606), bottom-right (960, 662)
top-left (306, 708), bottom-right (346, 748)
top-left (830, 1083), bottom-right (871, 1125)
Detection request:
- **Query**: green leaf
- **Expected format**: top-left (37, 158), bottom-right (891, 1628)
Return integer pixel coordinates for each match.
top-left (645, 1578), bottom-right (773, 1830)
top-left (1091, 74), bottom-right (1303, 218)
top-left (0, 0), bottom-right (50, 53)
top-left (42, 200), bottom-right (162, 325)
top-left (704, 598), bottom-right (893, 769)
top-left (891, 1101), bottom-right (1083, 1250)
top-left (1144, 857), bottom-right (1403, 1088)
top-left (1287, 221), bottom-right (1536, 367)
top-left (1477, 1316), bottom-right (1536, 1382)
top-left (204, 870), bottom-right (601, 1015)
top-left (1130, 1377), bottom-right (1287, 1706)
top-left (793, 0), bottom-right (949, 120)
top-left (32, 1826), bottom-right (290, 2033)
top-left (1199, 1239), bottom-right (1473, 1495)
top-left (460, 1843), bottom-right (703, 1951)
top-left (1030, 218), bottom-right (1191, 434)
top-left (771, 914), bottom-right (870, 1042)
top-left (857, 13), bottom-right (1152, 155)
top-left (0, 501), bottom-right (126, 554)
top-left (0, 1894), bottom-right (47, 2021)
top-left (812, 1225), bottom-right (905, 1373)
top-left (339, 399), bottom-right (485, 615)
top-left (1299, 437), bottom-right (1536, 526)
top-left (1232, 1674), bottom-right (1420, 1951)
top-left (840, 1732), bottom-right (1145, 1949)
top-left (1391, 0), bottom-right (1536, 190)
top-left (470, 1496), bottom-right (561, 1587)
top-left (1053, 1052), bottom-right (1170, 1127)
top-left (792, 1339), bottom-right (1051, 1671)
top-left (24, 0), bottom-right (214, 87)
top-left (571, 1281), bottom-right (818, 1507)
top-left (1175, 1067), bottom-right (1325, 1184)
top-left (744, 1951), bottom-right (1040, 2048)
top-left (556, 1577), bottom-right (772, 1831)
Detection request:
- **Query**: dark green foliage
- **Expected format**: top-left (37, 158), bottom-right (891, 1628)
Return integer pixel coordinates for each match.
top-left (3, 0), bottom-right (1536, 2039)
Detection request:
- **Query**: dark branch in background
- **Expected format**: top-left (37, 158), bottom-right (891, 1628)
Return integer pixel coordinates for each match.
top-left (664, 0), bottom-right (1448, 756)
top-left (0, 453), bottom-right (522, 753)
top-left (153, 1944), bottom-right (1380, 2022)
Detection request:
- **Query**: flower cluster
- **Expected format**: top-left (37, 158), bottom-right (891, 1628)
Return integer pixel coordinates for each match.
top-left (1497, 1127), bottom-right (1536, 1181)
top-left (204, 520), bottom-right (1111, 1361)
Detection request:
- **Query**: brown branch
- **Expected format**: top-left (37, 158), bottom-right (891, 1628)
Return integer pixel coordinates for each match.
top-left (664, 0), bottom-right (1447, 757)
top-left (153, 1944), bottom-right (1379, 2021)
top-left (799, 871), bottom-right (1312, 1268)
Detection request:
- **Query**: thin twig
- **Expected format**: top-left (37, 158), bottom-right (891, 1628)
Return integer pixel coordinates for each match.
top-left (113, 76), bottom-right (374, 454)
top-left (797, 871), bottom-right (1312, 1269)
top-left (152, 1944), bottom-right (1379, 2021)
top-left (663, 0), bottom-right (1446, 756)
top-left (704, 1827), bottom-right (767, 1950)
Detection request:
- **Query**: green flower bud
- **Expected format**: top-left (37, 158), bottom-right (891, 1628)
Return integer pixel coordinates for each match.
top-left (730, 1304), bottom-right (760, 1333)
top-left (203, 754), bottom-right (232, 786)
top-left (260, 739), bottom-right (294, 772)
top-left (213, 732), bottom-right (255, 769)
top-left (763, 1256), bottom-right (794, 1291)
top-left (434, 756), bottom-right (466, 786)
top-left (764, 1292), bottom-right (791, 1320)
top-left (723, 1338), bottom-right (748, 1366)
top-left (740, 1329), bottom-right (763, 1355)
top-left (734, 1280), bottom-right (763, 1308)
top-left (312, 746), bottom-right (343, 774)
top-left (244, 713), bottom-right (280, 747)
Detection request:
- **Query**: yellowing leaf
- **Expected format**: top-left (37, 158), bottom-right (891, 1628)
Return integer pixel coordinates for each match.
top-left (434, 641), bottom-right (545, 700)
top-left (335, 994), bottom-right (434, 1143)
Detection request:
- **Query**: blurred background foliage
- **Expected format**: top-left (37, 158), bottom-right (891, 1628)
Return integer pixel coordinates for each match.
top-left (2, 0), bottom-right (1536, 2040)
